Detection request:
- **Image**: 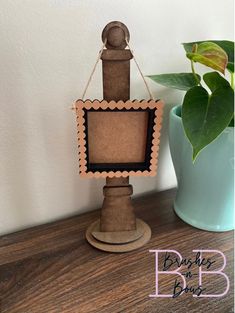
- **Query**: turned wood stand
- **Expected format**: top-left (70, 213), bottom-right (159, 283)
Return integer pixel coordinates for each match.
top-left (85, 21), bottom-right (151, 252)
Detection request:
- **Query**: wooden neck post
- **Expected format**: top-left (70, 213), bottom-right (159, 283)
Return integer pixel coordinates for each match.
top-left (100, 22), bottom-right (136, 232)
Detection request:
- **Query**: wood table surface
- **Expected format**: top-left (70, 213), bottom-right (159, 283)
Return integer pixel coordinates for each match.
top-left (0, 189), bottom-right (233, 313)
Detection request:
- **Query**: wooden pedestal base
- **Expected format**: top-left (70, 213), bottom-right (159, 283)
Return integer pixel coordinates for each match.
top-left (86, 218), bottom-right (151, 253)
top-left (86, 177), bottom-right (151, 252)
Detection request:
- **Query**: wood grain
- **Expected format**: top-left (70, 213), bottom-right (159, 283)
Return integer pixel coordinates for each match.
top-left (0, 189), bottom-right (233, 313)
top-left (87, 111), bottom-right (148, 163)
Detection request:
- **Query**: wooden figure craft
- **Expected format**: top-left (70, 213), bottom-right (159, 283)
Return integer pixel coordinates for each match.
top-left (73, 21), bottom-right (164, 252)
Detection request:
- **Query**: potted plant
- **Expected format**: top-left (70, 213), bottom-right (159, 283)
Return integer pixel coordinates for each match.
top-left (148, 40), bottom-right (234, 231)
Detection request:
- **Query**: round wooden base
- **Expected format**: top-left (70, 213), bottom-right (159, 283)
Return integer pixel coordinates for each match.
top-left (86, 218), bottom-right (151, 253)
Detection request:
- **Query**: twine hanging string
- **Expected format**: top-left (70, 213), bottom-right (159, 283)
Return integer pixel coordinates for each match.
top-left (81, 38), bottom-right (107, 101)
top-left (71, 38), bottom-right (107, 110)
top-left (125, 38), bottom-right (154, 100)
top-left (71, 37), bottom-right (154, 110)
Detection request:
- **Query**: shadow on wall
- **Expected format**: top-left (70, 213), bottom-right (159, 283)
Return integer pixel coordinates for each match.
top-left (88, 179), bottom-right (105, 210)
top-left (154, 87), bottom-right (181, 190)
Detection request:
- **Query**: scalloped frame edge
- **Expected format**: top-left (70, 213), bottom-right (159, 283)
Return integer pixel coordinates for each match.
top-left (74, 99), bottom-right (164, 178)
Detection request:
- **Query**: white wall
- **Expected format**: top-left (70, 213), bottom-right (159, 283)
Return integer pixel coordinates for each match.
top-left (0, 0), bottom-right (233, 235)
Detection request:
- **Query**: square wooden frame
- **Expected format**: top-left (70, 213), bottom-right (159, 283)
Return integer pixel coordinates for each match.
top-left (74, 99), bottom-right (164, 178)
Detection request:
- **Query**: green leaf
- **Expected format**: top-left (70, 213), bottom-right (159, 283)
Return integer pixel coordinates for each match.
top-left (227, 62), bottom-right (234, 73)
top-left (147, 73), bottom-right (201, 91)
top-left (186, 42), bottom-right (228, 74)
top-left (183, 40), bottom-right (234, 62)
top-left (182, 85), bottom-right (234, 161)
top-left (203, 71), bottom-right (230, 92)
top-left (183, 40), bottom-right (234, 72)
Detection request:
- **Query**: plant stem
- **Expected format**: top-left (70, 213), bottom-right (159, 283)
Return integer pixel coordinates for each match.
top-left (191, 60), bottom-right (201, 86)
top-left (230, 72), bottom-right (234, 90)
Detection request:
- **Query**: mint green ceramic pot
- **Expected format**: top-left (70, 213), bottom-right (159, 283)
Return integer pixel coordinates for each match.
top-left (169, 105), bottom-right (234, 231)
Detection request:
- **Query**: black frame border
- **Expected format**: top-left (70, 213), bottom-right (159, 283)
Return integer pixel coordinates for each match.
top-left (83, 108), bottom-right (156, 173)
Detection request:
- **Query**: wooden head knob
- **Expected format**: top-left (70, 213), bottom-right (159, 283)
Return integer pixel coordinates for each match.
top-left (102, 21), bottom-right (130, 50)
